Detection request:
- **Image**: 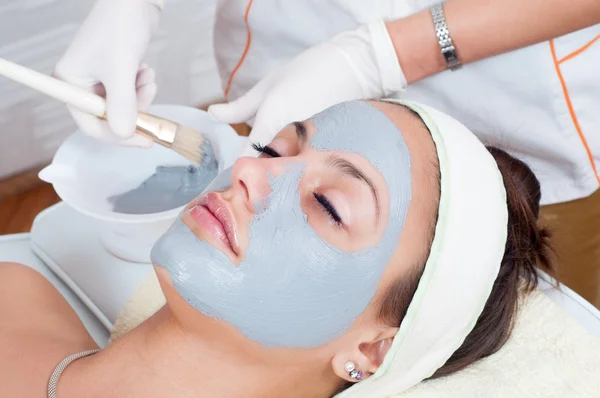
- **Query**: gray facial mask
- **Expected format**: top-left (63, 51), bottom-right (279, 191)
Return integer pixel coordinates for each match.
top-left (151, 101), bottom-right (411, 348)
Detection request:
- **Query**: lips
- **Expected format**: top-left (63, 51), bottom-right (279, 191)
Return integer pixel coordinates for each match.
top-left (189, 192), bottom-right (239, 257)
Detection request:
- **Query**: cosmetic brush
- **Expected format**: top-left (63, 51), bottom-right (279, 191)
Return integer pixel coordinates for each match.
top-left (0, 58), bottom-right (208, 164)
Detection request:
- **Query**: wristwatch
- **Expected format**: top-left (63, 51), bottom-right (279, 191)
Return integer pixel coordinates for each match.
top-left (431, 3), bottom-right (461, 70)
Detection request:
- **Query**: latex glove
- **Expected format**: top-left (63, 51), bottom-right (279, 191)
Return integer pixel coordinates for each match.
top-left (54, 0), bottom-right (163, 147)
top-left (208, 21), bottom-right (406, 157)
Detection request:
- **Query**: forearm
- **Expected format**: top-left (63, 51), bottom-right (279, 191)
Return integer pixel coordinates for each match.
top-left (386, 0), bottom-right (600, 84)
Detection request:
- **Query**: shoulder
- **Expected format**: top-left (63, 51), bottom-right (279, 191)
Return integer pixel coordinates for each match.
top-left (0, 261), bottom-right (85, 327)
top-left (0, 261), bottom-right (55, 297)
top-left (0, 262), bottom-right (97, 396)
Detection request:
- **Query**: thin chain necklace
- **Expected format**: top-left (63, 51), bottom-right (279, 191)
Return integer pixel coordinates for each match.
top-left (47, 349), bottom-right (101, 398)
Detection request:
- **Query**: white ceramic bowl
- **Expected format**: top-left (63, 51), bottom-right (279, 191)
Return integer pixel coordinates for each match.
top-left (39, 104), bottom-right (247, 263)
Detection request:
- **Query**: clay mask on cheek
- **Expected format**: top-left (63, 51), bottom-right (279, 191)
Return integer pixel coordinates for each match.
top-left (151, 101), bottom-right (411, 348)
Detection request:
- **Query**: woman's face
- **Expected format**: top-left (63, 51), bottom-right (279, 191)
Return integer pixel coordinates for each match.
top-left (188, 116), bottom-right (392, 263)
top-left (152, 101), bottom-right (436, 353)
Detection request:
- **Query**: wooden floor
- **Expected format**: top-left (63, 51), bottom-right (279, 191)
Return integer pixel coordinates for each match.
top-left (539, 189), bottom-right (600, 310)
top-left (0, 182), bottom-right (60, 234)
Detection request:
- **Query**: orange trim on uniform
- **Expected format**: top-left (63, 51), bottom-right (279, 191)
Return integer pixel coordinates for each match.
top-left (549, 39), bottom-right (600, 184)
top-left (558, 34), bottom-right (600, 64)
top-left (224, 0), bottom-right (254, 98)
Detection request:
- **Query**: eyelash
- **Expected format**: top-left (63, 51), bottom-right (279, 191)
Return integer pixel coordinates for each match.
top-left (252, 143), bottom-right (342, 226)
top-left (313, 193), bottom-right (342, 226)
top-left (252, 143), bottom-right (281, 157)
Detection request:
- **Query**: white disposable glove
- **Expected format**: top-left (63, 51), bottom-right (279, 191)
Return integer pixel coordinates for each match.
top-left (54, 0), bottom-right (163, 147)
top-left (208, 21), bottom-right (407, 157)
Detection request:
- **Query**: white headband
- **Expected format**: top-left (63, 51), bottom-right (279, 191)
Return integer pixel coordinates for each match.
top-left (337, 99), bottom-right (508, 397)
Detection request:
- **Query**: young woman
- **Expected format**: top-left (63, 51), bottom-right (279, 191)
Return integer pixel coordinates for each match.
top-left (0, 100), bottom-right (555, 397)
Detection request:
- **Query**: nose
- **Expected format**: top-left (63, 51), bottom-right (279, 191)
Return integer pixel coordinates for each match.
top-left (229, 157), bottom-right (274, 214)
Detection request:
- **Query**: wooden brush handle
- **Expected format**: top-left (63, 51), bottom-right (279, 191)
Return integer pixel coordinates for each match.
top-left (0, 58), bottom-right (107, 117)
top-left (0, 58), bottom-right (184, 149)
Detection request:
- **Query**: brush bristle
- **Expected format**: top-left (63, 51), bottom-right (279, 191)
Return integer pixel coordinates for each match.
top-left (171, 126), bottom-right (206, 164)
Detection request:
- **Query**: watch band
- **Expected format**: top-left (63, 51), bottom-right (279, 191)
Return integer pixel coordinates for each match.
top-left (430, 3), bottom-right (461, 70)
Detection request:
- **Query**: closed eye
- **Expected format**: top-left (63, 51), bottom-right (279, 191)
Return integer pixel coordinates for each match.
top-left (313, 192), bottom-right (342, 226)
top-left (252, 143), bottom-right (281, 158)
top-left (253, 142), bottom-right (342, 226)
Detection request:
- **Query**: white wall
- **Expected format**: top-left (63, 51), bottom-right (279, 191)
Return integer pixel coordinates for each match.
top-left (0, 0), bottom-right (222, 179)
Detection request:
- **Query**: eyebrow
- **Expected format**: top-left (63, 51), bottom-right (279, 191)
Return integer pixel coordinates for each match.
top-left (326, 154), bottom-right (381, 221)
top-left (294, 121), bottom-right (307, 143)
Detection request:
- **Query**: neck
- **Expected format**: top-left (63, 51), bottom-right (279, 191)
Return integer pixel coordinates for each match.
top-left (59, 306), bottom-right (339, 398)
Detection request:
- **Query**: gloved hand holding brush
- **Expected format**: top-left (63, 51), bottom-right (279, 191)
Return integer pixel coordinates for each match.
top-left (54, 0), bottom-right (164, 147)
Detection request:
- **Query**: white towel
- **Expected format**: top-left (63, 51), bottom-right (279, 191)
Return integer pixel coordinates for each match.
top-left (109, 272), bottom-right (165, 342)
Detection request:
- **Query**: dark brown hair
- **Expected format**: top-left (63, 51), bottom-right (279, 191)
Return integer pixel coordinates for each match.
top-left (377, 146), bottom-right (558, 378)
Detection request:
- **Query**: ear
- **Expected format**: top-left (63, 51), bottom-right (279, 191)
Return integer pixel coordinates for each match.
top-left (331, 328), bottom-right (398, 383)
top-left (360, 337), bottom-right (394, 368)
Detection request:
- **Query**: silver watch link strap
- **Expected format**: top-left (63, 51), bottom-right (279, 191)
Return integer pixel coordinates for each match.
top-left (431, 3), bottom-right (461, 70)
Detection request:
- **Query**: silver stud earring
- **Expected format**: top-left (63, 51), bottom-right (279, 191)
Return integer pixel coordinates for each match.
top-left (344, 362), bottom-right (364, 381)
